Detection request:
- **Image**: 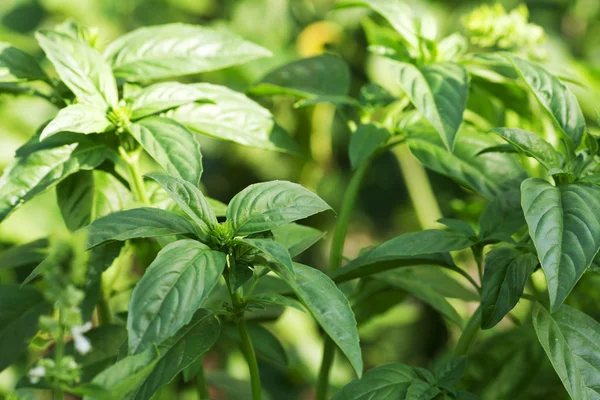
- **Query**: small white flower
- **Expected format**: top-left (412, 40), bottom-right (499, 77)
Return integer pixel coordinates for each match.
top-left (28, 366), bottom-right (46, 384)
top-left (71, 321), bottom-right (93, 355)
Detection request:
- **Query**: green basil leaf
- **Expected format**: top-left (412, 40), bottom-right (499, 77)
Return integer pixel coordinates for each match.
top-left (86, 207), bottom-right (200, 248)
top-left (146, 174), bottom-right (217, 235)
top-left (0, 142), bottom-right (109, 223)
top-left (237, 238), bottom-right (294, 277)
top-left (226, 181), bottom-right (331, 236)
top-left (250, 54), bottom-right (350, 98)
top-left (246, 293), bottom-right (305, 312)
top-left (489, 128), bottom-right (562, 170)
top-left (376, 269), bottom-right (463, 327)
top-left (129, 82), bottom-right (209, 120)
top-left (207, 197), bottom-right (227, 217)
top-left (0, 42), bottom-right (47, 83)
top-left (395, 62), bottom-right (469, 151)
top-left (532, 303), bottom-right (600, 400)
top-left (168, 83), bottom-right (300, 154)
top-left (271, 223), bottom-right (325, 258)
top-left (280, 262), bottom-right (362, 377)
top-left (406, 124), bottom-right (526, 200)
top-left (223, 323), bottom-right (288, 367)
top-left (57, 170), bottom-right (94, 231)
top-left (129, 309), bottom-right (220, 400)
top-left (127, 240), bottom-right (226, 354)
top-left (86, 242), bottom-right (124, 286)
top-left (336, 0), bottom-right (419, 50)
top-left (504, 54), bottom-right (585, 149)
top-left (481, 247), bottom-right (538, 329)
top-left (433, 356), bottom-right (467, 388)
top-left (93, 170), bottom-right (133, 218)
top-left (84, 346), bottom-right (160, 400)
top-left (36, 30), bottom-right (117, 107)
top-left (130, 117), bottom-right (203, 186)
top-left (332, 363), bottom-right (420, 400)
top-left (0, 285), bottom-right (51, 371)
top-left (478, 190), bottom-right (525, 241)
top-left (437, 33), bottom-right (468, 62)
top-left (522, 178), bottom-right (600, 311)
top-left (41, 104), bottom-right (113, 140)
top-left (437, 218), bottom-right (477, 238)
top-left (104, 24), bottom-right (271, 81)
top-left (389, 267), bottom-right (479, 302)
top-left (349, 124), bottom-right (391, 169)
top-left (294, 95), bottom-right (360, 109)
top-left (0, 238), bottom-right (48, 270)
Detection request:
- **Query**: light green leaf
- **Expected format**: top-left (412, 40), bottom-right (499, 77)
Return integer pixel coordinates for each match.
top-left (521, 178), bottom-right (600, 311)
top-left (0, 42), bottom-right (47, 83)
top-left (207, 197), bottom-right (227, 217)
top-left (93, 170), bottom-right (133, 219)
top-left (85, 346), bottom-right (160, 400)
top-left (376, 269), bottom-right (463, 327)
top-left (481, 247), bottom-right (538, 329)
top-left (0, 238), bottom-right (48, 270)
top-left (226, 180), bottom-right (331, 236)
top-left (146, 174), bottom-right (216, 236)
top-left (280, 262), bottom-right (362, 377)
top-left (505, 54), bottom-right (585, 149)
top-left (349, 124), bottom-right (391, 169)
top-left (168, 83), bottom-right (299, 154)
top-left (223, 323), bottom-right (288, 367)
top-left (437, 33), bottom-right (468, 62)
top-left (0, 285), bottom-right (51, 371)
top-left (294, 95), bottom-right (360, 109)
top-left (532, 304), bottom-right (600, 400)
top-left (0, 141), bottom-right (109, 223)
top-left (36, 30), bottom-right (117, 107)
top-left (86, 207), bottom-right (200, 248)
top-left (394, 62), bottom-right (469, 150)
top-left (129, 309), bottom-right (220, 400)
top-left (41, 104), bottom-right (113, 140)
top-left (332, 363), bottom-right (419, 400)
top-left (336, 0), bottom-right (419, 50)
top-left (271, 223), bottom-right (325, 258)
top-left (57, 170), bottom-right (94, 231)
top-left (104, 23), bottom-right (271, 81)
top-left (250, 54), bottom-right (350, 98)
top-left (127, 240), bottom-right (226, 354)
top-left (129, 82), bottom-right (209, 120)
top-left (406, 124), bottom-right (526, 199)
top-left (129, 117), bottom-right (203, 186)
top-left (238, 238), bottom-right (294, 277)
top-left (489, 128), bottom-right (562, 170)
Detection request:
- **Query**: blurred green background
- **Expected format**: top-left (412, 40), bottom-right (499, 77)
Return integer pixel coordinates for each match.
top-left (1, 0), bottom-right (599, 398)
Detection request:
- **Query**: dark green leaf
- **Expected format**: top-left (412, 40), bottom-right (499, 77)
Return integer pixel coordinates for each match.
top-left (238, 238), bottom-right (294, 277)
top-left (271, 223), bottom-right (325, 258)
top-left (36, 30), bottom-right (117, 107)
top-left (0, 42), bottom-right (47, 83)
top-left (224, 323), bottom-right (288, 367)
top-left (246, 293), bottom-right (305, 312)
top-left (86, 242), bottom-right (124, 285)
top-left (489, 128), bottom-right (562, 170)
top-left (349, 124), bottom-right (390, 169)
top-left (41, 105), bottom-right (113, 140)
top-left (86, 207), bottom-right (200, 248)
top-left (280, 263), bottom-right (362, 377)
top-left (479, 190), bottom-right (525, 241)
top-left (226, 181), bottom-right (331, 236)
top-left (434, 356), bottom-right (467, 388)
top-left (0, 142), bottom-right (109, 223)
top-left (104, 24), bottom-right (271, 81)
top-left (57, 170), bottom-right (94, 231)
top-left (521, 179), bottom-right (600, 311)
top-left (146, 174), bottom-right (216, 236)
top-left (168, 83), bottom-right (300, 154)
top-left (358, 83), bottom-right (396, 110)
top-left (127, 240), bottom-right (226, 354)
top-left (505, 54), bottom-right (585, 149)
top-left (532, 304), bottom-right (600, 400)
top-left (481, 247), bottom-right (537, 329)
top-left (129, 309), bottom-right (220, 400)
top-left (93, 170), bottom-right (133, 218)
top-left (438, 218), bottom-right (476, 238)
top-left (0, 285), bottom-right (51, 371)
top-left (332, 363), bottom-right (420, 400)
top-left (389, 267), bottom-right (478, 302)
top-left (250, 54), bottom-right (350, 98)
top-left (0, 239), bottom-right (48, 270)
top-left (130, 117), bottom-right (203, 186)
top-left (129, 82), bottom-right (209, 120)
top-left (395, 62), bottom-right (469, 150)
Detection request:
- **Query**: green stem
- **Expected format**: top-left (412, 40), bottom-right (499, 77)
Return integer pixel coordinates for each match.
top-left (316, 160), bottom-right (372, 400)
top-left (119, 147), bottom-right (150, 205)
top-left (454, 306), bottom-right (481, 356)
top-left (195, 358), bottom-right (210, 400)
top-left (228, 255), bottom-right (261, 400)
top-left (54, 309), bottom-right (65, 400)
top-left (472, 245), bottom-right (484, 283)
